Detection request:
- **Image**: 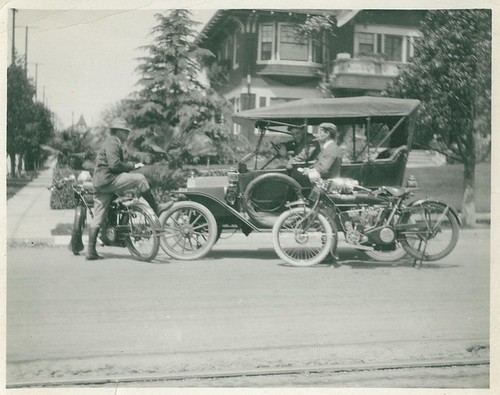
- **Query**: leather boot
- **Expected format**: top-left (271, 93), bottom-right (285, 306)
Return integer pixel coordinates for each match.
top-left (142, 189), bottom-right (173, 216)
top-left (86, 227), bottom-right (104, 260)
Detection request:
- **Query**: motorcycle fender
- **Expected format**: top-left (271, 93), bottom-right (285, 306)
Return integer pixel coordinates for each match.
top-left (284, 199), bottom-right (307, 209)
top-left (408, 199), bottom-right (462, 226)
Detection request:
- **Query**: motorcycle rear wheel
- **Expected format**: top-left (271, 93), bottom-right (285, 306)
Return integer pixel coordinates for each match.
top-left (363, 245), bottom-right (407, 262)
top-left (70, 205), bottom-right (86, 255)
top-left (273, 207), bottom-right (335, 267)
top-left (401, 201), bottom-right (459, 261)
top-left (124, 204), bottom-right (160, 262)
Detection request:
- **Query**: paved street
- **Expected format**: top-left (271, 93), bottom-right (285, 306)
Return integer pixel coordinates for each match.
top-left (6, 228), bottom-right (490, 387)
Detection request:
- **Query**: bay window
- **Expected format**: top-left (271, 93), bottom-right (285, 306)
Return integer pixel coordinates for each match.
top-left (258, 22), bottom-right (324, 64)
top-left (279, 25), bottom-right (308, 61)
top-left (260, 24), bottom-right (274, 61)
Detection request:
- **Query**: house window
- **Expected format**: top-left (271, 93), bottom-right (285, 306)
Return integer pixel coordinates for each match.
top-left (279, 25), bottom-right (308, 61)
top-left (260, 24), bottom-right (274, 60)
top-left (357, 32), bottom-right (375, 53)
top-left (233, 30), bottom-right (240, 69)
top-left (407, 36), bottom-right (421, 59)
top-left (384, 35), bottom-right (403, 62)
top-left (355, 25), bottom-right (421, 63)
top-left (312, 37), bottom-right (323, 63)
top-left (259, 97), bottom-right (267, 108)
top-left (258, 23), bottom-right (323, 64)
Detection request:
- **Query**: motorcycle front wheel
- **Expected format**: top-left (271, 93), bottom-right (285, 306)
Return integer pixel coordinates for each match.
top-left (124, 204), bottom-right (160, 262)
top-left (401, 201), bottom-right (459, 261)
top-left (70, 205), bottom-right (86, 255)
top-left (273, 207), bottom-right (335, 267)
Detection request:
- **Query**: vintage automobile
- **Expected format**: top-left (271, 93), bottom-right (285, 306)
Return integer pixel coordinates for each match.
top-left (158, 96), bottom-right (421, 260)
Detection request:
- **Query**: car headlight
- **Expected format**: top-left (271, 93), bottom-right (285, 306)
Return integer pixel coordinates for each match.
top-left (227, 170), bottom-right (239, 185)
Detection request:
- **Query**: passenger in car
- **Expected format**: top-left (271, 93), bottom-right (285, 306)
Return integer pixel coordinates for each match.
top-left (290, 123), bottom-right (343, 187)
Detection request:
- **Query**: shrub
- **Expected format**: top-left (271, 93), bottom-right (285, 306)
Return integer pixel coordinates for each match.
top-left (50, 165), bottom-right (79, 209)
top-left (134, 161), bottom-right (187, 203)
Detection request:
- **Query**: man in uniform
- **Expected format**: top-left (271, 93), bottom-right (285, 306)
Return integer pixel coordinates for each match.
top-left (281, 125), bottom-right (320, 170)
top-left (87, 118), bottom-right (170, 260)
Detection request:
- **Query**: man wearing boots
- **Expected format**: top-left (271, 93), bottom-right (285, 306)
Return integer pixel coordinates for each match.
top-left (87, 118), bottom-right (169, 260)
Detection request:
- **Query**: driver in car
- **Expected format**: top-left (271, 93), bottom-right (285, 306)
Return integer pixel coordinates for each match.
top-left (280, 125), bottom-right (320, 170)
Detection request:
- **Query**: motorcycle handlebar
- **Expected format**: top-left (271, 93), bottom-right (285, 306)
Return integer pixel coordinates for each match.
top-left (48, 175), bottom-right (77, 191)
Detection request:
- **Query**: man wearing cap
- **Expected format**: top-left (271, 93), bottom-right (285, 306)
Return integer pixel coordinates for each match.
top-left (292, 122), bottom-right (343, 186)
top-left (87, 118), bottom-right (170, 260)
top-left (281, 126), bottom-right (320, 169)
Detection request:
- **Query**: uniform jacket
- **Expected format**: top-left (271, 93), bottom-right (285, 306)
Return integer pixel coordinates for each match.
top-left (92, 135), bottom-right (135, 190)
top-left (312, 140), bottom-right (343, 179)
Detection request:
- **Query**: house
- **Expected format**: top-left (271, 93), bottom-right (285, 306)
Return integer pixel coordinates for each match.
top-left (198, 9), bottom-right (425, 138)
top-left (74, 114), bottom-right (88, 134)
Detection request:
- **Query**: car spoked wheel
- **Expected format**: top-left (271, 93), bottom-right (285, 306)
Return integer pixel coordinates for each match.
top-left (124, 204), bottom-right (160, 262)
top-left (159, 201), bottom-right (217, 260)
top-left (272, 207), bottom-right (335, 267)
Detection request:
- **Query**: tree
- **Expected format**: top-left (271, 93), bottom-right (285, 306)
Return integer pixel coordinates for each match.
top-left (7, 62), bottom-right (35, 177)
top-left (130, 9), bottom-right (235, 167)
top-left (23, 102), bottom-right (54, 172)
top-left (385, 10), bottom-right (491, 226)
top-left (293, 15), bottom-right (337, 96)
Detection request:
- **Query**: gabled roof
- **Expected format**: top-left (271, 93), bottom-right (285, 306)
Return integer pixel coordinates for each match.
top-left (76, 114), bottom-right (87, 128)
top-left (198, 9), bottom-right (360, 43)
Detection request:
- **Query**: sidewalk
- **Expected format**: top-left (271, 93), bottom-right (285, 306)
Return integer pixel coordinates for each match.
top-left (6, 160), bottom-right (491, 248)
top-left (7, 158), bottom-right (74, 246)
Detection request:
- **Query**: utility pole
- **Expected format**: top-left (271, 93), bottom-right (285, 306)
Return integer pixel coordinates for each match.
top-left (43, 86), bottom-right (45, 105)
top-left (35, 63), bottom-right (38, 101)
top-left (11, 8), bottom-right (17, 65)
top-left (25, 26), bottom-right (28, 75)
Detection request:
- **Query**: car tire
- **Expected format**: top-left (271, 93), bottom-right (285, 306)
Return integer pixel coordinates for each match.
top-left (243, 173), bottom-right (303, 229)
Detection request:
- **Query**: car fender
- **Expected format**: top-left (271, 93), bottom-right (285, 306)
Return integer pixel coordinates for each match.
top-left (408, 198), bottom-right (462, 226)
top-left (171, 190), bottom-right (260, 234)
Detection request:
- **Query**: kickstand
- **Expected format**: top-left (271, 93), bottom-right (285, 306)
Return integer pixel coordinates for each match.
top-left (413, 237), bottom-right (429, 269)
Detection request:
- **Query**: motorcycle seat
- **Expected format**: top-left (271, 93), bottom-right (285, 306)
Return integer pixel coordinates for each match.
top-left (382, 186), bottom-right (407, 197)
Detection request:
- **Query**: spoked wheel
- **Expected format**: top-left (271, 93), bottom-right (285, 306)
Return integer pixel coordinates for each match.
top-left (272, 207), bottom-right (336, 267)
top-left (401, 201), bottom-right (459, 261)
top-left (124, 204), bottom-right (160, 262)
top-left (159, 201), bottom-right (217, 260)
top-left (363, 244), bottom-right (407, 262)
top-left (70, 205), bottom-right (86, 255)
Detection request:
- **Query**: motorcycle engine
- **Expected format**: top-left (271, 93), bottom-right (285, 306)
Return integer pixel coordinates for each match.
top-left (344, 207), bottom-right (384, 245)
top-left (348, 206), bottom-right (381, 229)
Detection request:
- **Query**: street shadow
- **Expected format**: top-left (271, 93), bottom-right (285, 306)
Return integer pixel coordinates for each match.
top-left (206, 248), bottom-right (278, 261)
top-left (275, 248), bottom-right (460, 270)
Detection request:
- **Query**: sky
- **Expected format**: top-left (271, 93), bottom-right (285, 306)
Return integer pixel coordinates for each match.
top-left (4, 4), bottom-right (216, 129)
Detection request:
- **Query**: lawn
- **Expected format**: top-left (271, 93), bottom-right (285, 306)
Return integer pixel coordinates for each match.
top-left (7, 178), bottom-right (33, 200)
top-left (404, 162), bottom-right (491, 213)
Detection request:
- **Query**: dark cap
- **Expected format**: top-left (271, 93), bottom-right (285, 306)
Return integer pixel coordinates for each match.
top-left (319, 122), bottom-right (337, 138)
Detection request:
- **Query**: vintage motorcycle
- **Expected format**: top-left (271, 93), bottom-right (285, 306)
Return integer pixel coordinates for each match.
top-left (50, 174), bottom-right (161, 261)
top-left (272, 177), bottom-right (460, 267)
